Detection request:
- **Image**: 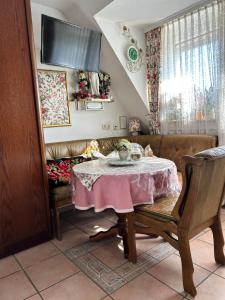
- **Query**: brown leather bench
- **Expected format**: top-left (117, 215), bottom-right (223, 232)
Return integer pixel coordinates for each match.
top-left (46, 134), bottom-right (217, 239)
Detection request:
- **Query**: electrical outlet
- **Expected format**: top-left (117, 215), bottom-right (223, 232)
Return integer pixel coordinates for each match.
top-left (113, 123), bottom-right (119, 130)
top-left (102, 122), bottom-right (111, 130)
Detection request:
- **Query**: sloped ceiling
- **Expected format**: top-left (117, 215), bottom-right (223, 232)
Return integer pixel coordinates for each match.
top-left (33, 0), bottom-right (210, 28)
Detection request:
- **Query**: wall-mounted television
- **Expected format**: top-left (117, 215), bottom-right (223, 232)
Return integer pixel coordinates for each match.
top-left (41, 15), bottom-right (102, 72)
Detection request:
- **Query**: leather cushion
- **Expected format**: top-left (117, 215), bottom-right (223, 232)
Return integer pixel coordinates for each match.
top-left (129, 135), bottom-right (161, 156)
top-left (46, 140), bottom-right (90, 160)
top-left (97, 135), bottom-right (162, 156)
top-left (159, 135), bottom-right (217, 171)
top-left (97, 136), bottom-right (129, 155)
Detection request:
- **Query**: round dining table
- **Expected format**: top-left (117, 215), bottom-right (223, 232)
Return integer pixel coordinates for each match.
top-left (71, 156), bottom-right (180, 257)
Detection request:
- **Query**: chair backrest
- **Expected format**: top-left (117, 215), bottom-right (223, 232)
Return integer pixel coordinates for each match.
top-left (172, 146), bottom-right (225, 232)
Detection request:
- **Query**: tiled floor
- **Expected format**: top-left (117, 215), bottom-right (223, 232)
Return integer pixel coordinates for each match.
top-left (1, 208), bottom-right (225, 300)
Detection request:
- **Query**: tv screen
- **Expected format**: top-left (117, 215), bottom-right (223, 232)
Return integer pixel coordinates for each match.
top-left (41, 15), bottom-right (102, 72)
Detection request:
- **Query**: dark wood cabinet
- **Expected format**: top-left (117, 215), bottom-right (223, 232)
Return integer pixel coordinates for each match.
top-left (0, 0), bottom-right (51, 258)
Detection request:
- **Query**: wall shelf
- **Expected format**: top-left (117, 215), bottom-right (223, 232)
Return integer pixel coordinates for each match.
top-left (78, 98), bottom-right (114, 103)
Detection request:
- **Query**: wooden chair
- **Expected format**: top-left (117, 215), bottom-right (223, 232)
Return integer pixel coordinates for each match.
top-left (127, 146), bottom-right (225, 297)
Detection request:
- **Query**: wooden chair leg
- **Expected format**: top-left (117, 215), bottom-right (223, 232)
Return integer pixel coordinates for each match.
top-left (127, 212), bottom-right (137, 263)
top-left (54, 207), bottom-right (62, 240)
top-left (211, 219), bottom-right (225, 265)
top-left (178, 232), bottom-right (196, 297)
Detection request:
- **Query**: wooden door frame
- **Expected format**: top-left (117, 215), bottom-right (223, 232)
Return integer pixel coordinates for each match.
top-left (24, 0), bottom-right (51, 236)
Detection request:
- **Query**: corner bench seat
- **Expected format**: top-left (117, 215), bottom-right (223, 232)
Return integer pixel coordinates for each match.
top-left (46, 134), bottom-right (217, 239)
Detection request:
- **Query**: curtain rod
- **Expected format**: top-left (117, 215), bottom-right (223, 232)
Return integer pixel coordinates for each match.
top-left (144, 0), bottom-right (216, 32)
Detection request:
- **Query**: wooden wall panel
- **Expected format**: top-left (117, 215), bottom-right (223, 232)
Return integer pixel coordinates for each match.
top-left (0, 0), bottom-right (51, 257)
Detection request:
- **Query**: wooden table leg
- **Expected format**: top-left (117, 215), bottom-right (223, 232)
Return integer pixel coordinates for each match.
top-left (117, 213), bottom-right (129, 258)
top-left (89, 224), bottom-right (119, 241)
top-left (89, 213), bottom-right (129, 258)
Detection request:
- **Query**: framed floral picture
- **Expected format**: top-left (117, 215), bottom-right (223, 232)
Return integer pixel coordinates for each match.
top-left (37, 70), bottom-right (71, 127)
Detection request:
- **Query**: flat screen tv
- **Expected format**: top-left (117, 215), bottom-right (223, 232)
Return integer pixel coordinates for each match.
top-left (41, 15), bottom-right (102, 72)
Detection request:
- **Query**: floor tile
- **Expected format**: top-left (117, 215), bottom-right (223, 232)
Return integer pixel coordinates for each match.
top-left (91, 240), bottom-right (127, 269)
top-left (64, 209), bottom-right (101, 225)
top-left (188, 240), bottom-right (218, 271)
top-left (0, 256), bottom-right (20, 278)
top-left (52, 228), bottom-right (88, 251)
top-left (26, 253), bottom-right (79, 291)
top-left (193, 274), bottom-right (225, 299)
top-left (103, 209), bottom-right (118, 223)
top-left (146, 241), bottom-right (176, 261)
top-left (221, 220), bottom-right (225, 229)
top-left (60, 207), bottom-right (76, 219)
top-left (135, 234), bottom-right (163, 253)
top-left (41, 272), bottom-right (106, 300)
top-left (115, 253), bottom-right (157, 282)
top-left (60, 219), bottom-right (75, 233)
top-left (15, 242), bottom-right (60, 268)
top-left (197, 229), bottom-right (225, 245)
top-left (214, 264), bottom-right (225, 278)
top-left (111, 272), bottom-right (182, 300)
top-left (147, 254), bottom-right (210, 294)
top-left (27, 295), bottom-right (42, 300)
top-left (77, 218), bottom-right (114, 236)
top-left (220, 211), bottom-right (225, 221)
top-left (68, 252), bottom-right (126, 294)
top-left (0, 270), bottom-right (36, 300)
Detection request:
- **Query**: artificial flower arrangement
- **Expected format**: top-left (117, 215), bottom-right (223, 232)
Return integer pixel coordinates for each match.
top-left (115, 139), bottom-right (132, 152)
top-left (115, 139), bottom-right (132, 160)
top-left (98, 72), bottom-right (111, 99)
top-left (74, 70), bottom-right (111, 100)
top-left (75, 71), bottom-right (91, 99)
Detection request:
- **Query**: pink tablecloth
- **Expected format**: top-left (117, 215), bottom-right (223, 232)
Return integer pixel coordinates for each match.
top-left (71, 158), bottom-right (180, 213)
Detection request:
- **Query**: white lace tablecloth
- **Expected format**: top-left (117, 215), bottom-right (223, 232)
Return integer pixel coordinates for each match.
top-left (72, 157), bottom-right (180, 213)
top-left (73, 157), bottom-right (178, 192)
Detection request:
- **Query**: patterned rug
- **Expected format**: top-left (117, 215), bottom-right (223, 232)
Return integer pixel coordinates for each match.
top-left (65, 237), bottom-right (175, 294)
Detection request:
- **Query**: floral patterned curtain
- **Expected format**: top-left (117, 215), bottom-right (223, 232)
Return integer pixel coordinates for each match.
top-left (146, 27), bottom-right (161, 134)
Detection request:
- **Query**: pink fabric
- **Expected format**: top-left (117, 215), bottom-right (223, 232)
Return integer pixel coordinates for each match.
top-left (72, 165), bottom-right (180, 213)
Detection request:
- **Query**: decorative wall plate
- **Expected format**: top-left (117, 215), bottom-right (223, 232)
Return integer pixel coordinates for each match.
top-left (127, 45), bottom-right (139, 62)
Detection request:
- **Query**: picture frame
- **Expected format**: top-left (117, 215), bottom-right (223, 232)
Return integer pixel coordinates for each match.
top-left (37, 69), bottom-right (71, 128)
top-left (119, 116), bottom-right (128, 129)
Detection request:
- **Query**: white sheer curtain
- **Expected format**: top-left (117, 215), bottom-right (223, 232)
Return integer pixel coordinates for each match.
top-left (160, 0), bottom-right (225, 144)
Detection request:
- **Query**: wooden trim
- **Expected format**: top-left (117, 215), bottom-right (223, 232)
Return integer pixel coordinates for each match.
top-left (24, 0), bottom-right (51, 236)
top-left (0, 230), bottom-right (50, 259)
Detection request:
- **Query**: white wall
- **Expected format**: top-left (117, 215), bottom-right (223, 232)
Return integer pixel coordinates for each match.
top-left (95, 15), bottom-right (149, 109)
top-left (31, 2), bottom-right (129, 143)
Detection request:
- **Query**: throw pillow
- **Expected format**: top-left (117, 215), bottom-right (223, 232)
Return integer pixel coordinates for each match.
top-left (144, 145), bottom-right (154, 157)
top-left (47, 156), bottom-right (86, 187)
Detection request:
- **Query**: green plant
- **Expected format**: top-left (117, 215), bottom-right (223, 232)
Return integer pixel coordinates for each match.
top-left (115, 139), bottom-right (131, 151)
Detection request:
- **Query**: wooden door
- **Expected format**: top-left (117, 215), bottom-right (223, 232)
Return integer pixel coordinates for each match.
top-left (0, 0), bottom-right (51, 257)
